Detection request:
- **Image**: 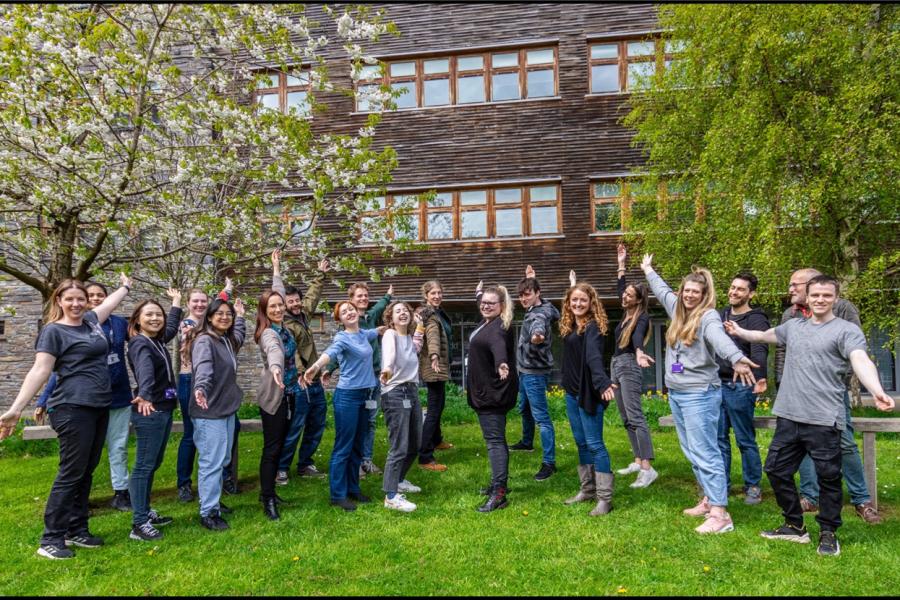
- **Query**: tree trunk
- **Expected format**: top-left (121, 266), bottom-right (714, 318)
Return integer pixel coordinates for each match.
top-left (838, 214), bottom-right (863, 408)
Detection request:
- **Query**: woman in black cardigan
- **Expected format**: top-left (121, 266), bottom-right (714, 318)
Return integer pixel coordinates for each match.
top-left (559, 279), bottom-right (617, 516)
top-left (468, 283), bottom-right (518, 513)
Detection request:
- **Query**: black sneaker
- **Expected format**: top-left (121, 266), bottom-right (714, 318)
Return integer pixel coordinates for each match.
top-left (223, 477), bottom-right (238, 495)
top-left (330, 498), bottom-right (357, 512)
top-left (130, 521), bottom-right (163, 541)
top-left (147, 509), bottom-right (173, 527)
top-left (177, 483), bottom-right (194, 503)
top-left (37, 544), bottom-right (74, 560)
top-left (64, 532), bottom-right (104, 548)
top-left (817, 531), bottom-right (840, 556)
top-left (200, 512), bottom-right (229, 531)
top-left (298, 464), bottom-right (326, 478)
top-left (510, 441), bottom-right (534, 452)
top-left (534, 462), bottom-right (557, 481)
top-left (218, 502), bottom-right (233, 514)
top-left (348, 492), bottom-right (371, 503)
top-left (760, 522), bottom-right (811, 544)
top-left (109, 489), bottom-right (132, 512)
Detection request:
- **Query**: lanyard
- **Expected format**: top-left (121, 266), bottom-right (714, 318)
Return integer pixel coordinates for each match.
top-left (222, 337), bottom-right (237, 371)
top-left (146, 336), bottom-right (174, 384)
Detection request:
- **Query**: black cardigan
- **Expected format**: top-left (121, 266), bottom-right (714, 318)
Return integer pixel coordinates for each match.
top-left (466, 317), bottom-right (518, 415)
top-left (562, 320), bottom-right (613, 416)
top-left (126, 307), bottom-right (182, 410)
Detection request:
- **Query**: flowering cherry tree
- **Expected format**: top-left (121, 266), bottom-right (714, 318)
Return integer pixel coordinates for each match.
top-left (0, 3), bottom-right (406, 302)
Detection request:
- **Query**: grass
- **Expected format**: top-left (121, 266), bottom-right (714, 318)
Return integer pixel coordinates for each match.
top-left (0, 394), bottom-right (898, 596)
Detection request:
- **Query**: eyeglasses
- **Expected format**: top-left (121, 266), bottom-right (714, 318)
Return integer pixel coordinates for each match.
top-left (480, 301), bottom-right (499, 308)
top-left (788, 281), bottom-right (808, 289)
top-left (212, 311), bottom-right (234, 319)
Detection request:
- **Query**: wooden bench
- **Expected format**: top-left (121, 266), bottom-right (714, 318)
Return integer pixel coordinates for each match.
top-left (658, 414), bottom-right (900, 510)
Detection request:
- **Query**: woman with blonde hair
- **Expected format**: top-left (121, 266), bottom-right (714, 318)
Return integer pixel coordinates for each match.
top-left (641, 255), bottom-right (757, 534)
top-left (559, 278), bottom-right (617, 516)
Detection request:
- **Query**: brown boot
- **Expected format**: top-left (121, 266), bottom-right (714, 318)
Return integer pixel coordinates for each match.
top-left (589, 472), bottom-right (614, 516)
top-left (855, 502), bottom-right (882, 524)
top-left (564, 465), bottom-right (596, 505)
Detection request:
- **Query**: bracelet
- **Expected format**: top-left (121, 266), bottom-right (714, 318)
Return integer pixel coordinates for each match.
top-left (123, 284), bottom-right (131, 292)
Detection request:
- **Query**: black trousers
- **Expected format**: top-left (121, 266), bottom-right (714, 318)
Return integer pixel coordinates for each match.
top-left (42, 404), bottom-right (109, 546)
top-left (765, 417), bottom-right (843, 532)
top-left (477, 412), bottom-right (509, 490)
top-left (259, 398), bottom-right (290, 500)
top-left (418, 381), bottom-right (446, 464)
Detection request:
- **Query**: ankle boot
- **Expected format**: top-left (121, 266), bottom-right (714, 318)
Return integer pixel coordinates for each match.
top-left (564, 464), bottom-right (596, 505)
top-left (477, 487), bottom-right (509, 513)
top-left (262, 497), bottom-right (280, 521)
top-left (589, 472), bottom-right (614, 516)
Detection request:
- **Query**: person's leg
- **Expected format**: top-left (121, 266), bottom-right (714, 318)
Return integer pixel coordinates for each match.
top-left (362, 381), bottom-right (380, 464)
top-left (260, 399), bottom-right (289, 500)
top-left (193, 418), bottom-right (228, 518)
top-left (176, 374), bottom-right (196, 489)
top-left (223, 417), bottom-right (240, 487)
top-left (130, 410), bottom-right (155, 527)
top-left (727, 383), bottom-right (762, 490)
top-left (329, 389), bottom-right (356, 501)
top-left (764, 417), bottom-right (810, 528)
top-left (381, 388), bottom-right (409, 495)
top-left (517, 377), bottom-right (535, 447)
top-left (147, 410), bottom-right (173, 509)
top-left (419, 381), bottom-right (444, 464)
top-left (523, 374), bottom-right (555, 466)
top-left (717, 384), bottom-right (735, 490)
top-left (297, 382), bottom-right (327, 471)
top-left (106, 406), bottom-right (131, 493)
top-left (618, 359), bottom-right (654, 464)
top-left (348, 390), bottom-right (370, 496)
top-left (802, 423), bottom-right (843, 533)
top-left (477, 413), bottom-right (509, 490)
top-left (277, 391), bottom-right (307, 473)
top-left (673, 388), bottom-right (728, 508)
top-left (579, 404), bottom-right (611, 474)
top-left (67, 407), bottom-right (109, 538)
top-left (797, 454), bottom-right (819, 504)
top-left (612, 357), bottom-right (640, 461)
top-left (838, 397), bottom-right (871, 506)
top-left (564, 393), bottom-right (593, 466)
top-left (667, 391), bottom-right (704, 487)
top-left (401, 390), bottom-right (423, 483)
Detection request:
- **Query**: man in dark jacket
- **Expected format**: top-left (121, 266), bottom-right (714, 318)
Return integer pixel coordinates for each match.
top-left (717, 272), bottom-right (769, 506)
top-left (509, 266), bottom-right (561, 482)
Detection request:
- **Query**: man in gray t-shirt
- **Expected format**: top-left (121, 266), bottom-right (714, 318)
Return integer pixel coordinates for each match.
top-left (725, 275), bottom-right (894, 557)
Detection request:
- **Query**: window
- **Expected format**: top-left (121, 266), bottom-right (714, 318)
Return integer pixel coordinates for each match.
top-left (591, 179), bottom-right (682, 232)
top-left (261, 198), bottom-right (314, 241)
top-left (588, 37), bottom-right (680, 94)
top-left (308, 314), bottom-right (326, 333)
top-left (355, 46), bottom-right (558, 111)
top-left (591, 182), bottom-right (625, 232)
top-left (255, 70), bottom-right (312, 117)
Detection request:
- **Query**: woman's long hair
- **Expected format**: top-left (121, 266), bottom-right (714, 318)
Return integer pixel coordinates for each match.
top-left (187, 298), bottom-right (239, 356)
top-left (481, 285), bottom-right (513, 330)
top-left (254, 289), bottom-right (285, 344)
top-left (665, 267), bottom-right (716, 347)
top-left (559, 282), bottom-right (609, 337)
top-left (127, 299), bottom-right (167, 340)
top-left (45, 279), bottom-right (89, 323)
top-left (618, 282), bottom-right (651, 349)
top-left (383, 301), bottom-right (415, 332)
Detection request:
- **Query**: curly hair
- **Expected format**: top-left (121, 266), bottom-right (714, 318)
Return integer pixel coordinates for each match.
top-left (559, 282), bottom-right (608, 337)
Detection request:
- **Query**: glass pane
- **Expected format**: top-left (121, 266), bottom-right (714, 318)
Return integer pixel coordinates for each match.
top-left (458, 55), bottom-right (484, 71)
top-left (356, 84), bottom-right (377, 111)
top-left (428, 192), bottom-right (453, 208)
top-left (424, 59), bottom-right (449, 74)
top-left (258, 93), bottom-right (279, 111)
top-left (492, 52), bottom-right (519, 68)
top-left (594, 202), bottom-right (621, 232)
top-left (631, 200), bottom-right (658, 223)
top-left (461, 211), bottom-right (487, 238)
top-left (458, 75), bottom-right (485, 103)
top-left (460, 190), bottom-right (487, 205)
top-left (390, 61), bottom-right (416, 77)
top-left (627, 41), bottom-right (655, 56)
top-left (290, 217), bottom-right (312, 237)
top-left (665, 40), bottom-right (687, 54)
top-left (526, 49), bottom-right (554, 65)
top-left (360, 216), bottom-right (378, 243)
top-left (492, 72), bottom-right (520, 101)
top-left (593, 182), bottom-right (621, 198)
top-left (496, 209), bottom-right (522, 237)
top-left (526, 69), bottom-right (554, 98)
top-left (394, 213), bottom-right (418, 241)
top-left (391, 81), bottom-right (417, 108)
top-left (530, 185), bottom-right (557, 202)
top-left (359, 64), bottom-right (381, 80)
top-left (530, 206), bottom-right (558, 234)
top-left (286, 72), bottom-right (310, 87)
top-left (257, 74), bottom-right (277, 89)
top-left (494, 188), bottom-right (521, 204)
top-left (371, 196), bottom-right (386, 210)
top-left (423, 78), bottom-right (450, 106)
top-left (627, 61), bottom-right (655, 90)
top-left (286, 91), bottom-right (309, 116)
top-left (590, 44), bottom-right (618, 60)
top-left (591, 64), bottom-right (619, 93)
top-left (426, 212), bottom-right (453, 240)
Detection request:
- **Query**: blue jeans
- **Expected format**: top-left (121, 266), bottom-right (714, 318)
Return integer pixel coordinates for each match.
top-left (518, 373), bottom-right (555, 465)
top-left (564, 393), bottom-right (611, 473)
top-left (717, 382), bottom-right (762, 488)
top-left (278, 382), bottom-right (327, 472)
top-left (798, 392), bottom-right (870, 505)
top-left (329, 387), bottom-right (374, 501)
top-left (669, 386), bottom-right (728, 507)
top-left (129, 409), bottom-right (173, 526)
top-left (362, 380), bottom-right (381, 462)
top-left (106, 406), bottom-right (131, 491)
top-left (176, 374), bottom-right (196, 488)
top-left (193, 415), bottom-right (235, 517)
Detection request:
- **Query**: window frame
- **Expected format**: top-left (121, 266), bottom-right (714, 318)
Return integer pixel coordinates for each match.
top-left (260, 197), bottom-right (315, 241)
top-left (587, 37), bottom-right (680, 95)
top-left (254, 69), bottom-right (313, 117)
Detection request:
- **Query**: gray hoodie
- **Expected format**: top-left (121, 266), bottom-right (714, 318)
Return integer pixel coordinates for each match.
top-left (517, 300), bottom-right (561, 375)
top-left (190, 317), bottom-right (246, 419)
top-left (646, 270), bottom-right (745, 391)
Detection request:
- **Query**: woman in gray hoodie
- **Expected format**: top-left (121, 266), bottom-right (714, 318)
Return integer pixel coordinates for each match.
top-left (641, 255), bottom-right (757, 535)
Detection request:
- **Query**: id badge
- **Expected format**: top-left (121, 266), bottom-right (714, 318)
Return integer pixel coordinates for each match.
top-left (107, 353), bottom-right (120, 366)
top-left (402, 399), bottom-right (412, 409)
top-left (365, 400), bottom-right (377, 410)
top-left (671, 362), bottom-right (684, 374)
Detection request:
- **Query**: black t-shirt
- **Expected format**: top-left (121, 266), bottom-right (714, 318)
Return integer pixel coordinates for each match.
top-left (562, 331), bottom-right (584, 397)
top-left (35, 311), bottom-right (112, 409)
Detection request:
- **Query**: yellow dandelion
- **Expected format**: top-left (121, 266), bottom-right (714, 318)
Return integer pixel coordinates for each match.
top-left (703, 565), bottom-right (711, 573)
top-left (617, 586), bottom-right (628, 594)
top-left (292, 556), bottom-right (300, 562)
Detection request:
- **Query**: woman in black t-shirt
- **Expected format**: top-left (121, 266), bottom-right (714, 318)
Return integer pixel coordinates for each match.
top-left (0, 274), bottom-right (131, 560)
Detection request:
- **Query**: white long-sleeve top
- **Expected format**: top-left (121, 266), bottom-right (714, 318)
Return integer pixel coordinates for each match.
top-left (380, 326), bottom-right (424, 395)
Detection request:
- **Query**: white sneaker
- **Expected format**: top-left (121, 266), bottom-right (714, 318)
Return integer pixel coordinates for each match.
top-left (384, 494), bottom-right (417, 512)
top-left (398, 479), bottom-right (421, 494)
top-left (617, 462), bottom-right (641, 475)
top-left (630, 467), bottom-right (659, 488)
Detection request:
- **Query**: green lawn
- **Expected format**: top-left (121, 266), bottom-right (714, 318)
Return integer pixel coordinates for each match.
top-left (0, 397), bottom-right (898, 596)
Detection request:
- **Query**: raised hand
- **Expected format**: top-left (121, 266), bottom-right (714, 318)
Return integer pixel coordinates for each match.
top-left (234, 298), bottom-right (245, 317)
top-left (166, 287), bottom-right (182, 307)
top-left (569, 270), bottom-right (576, 287)
top-left (475, 280), bottom-right (483, 294)
top-left (318, 258), bottom-right (331, 273)
top-left (386, 284), bottom-right (394, 297)
top-left (120, 272), bottom-right (133, 289)
top-left (640, 254), bottom-right (653, 273)
top-left (617, 243), bottom-right (627, 267)
top-left (525, 264), bottom-right (536, 279)
top-left (271, 249), bottom-right (281, 271)
top-left (224, 276), bottom-right (233, 292)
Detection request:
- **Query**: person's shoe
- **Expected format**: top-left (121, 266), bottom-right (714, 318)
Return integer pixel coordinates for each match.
top-left (744, 485), bottom-right (762, 505)
top-left (589, 472), bottom-right (614, 517)
top-left (384, 493), bottom-right (417, 512)
top-left (817, 531), bottom-right (840, 556)
top-left (259, 493), bottom-right (288, 505)
top-left (64, 532), bottom-right (103, 548)
top-left (477, 487), bottom-right (509, 513)
top-left (360, 460), bottom-right (382, 476)
top-left (509, 441), bottom-right (534, 452)
top-left (630, 467), bottom-right (659, 489)
top-left (760, 522), bottom-right (811, 543)
top-left (37, 544), bottom-right (74, 560)
top-left (330, 498), bottom-right (357, 512)
top-left (534, 462), bottom-right (557, 481)
top-left (298, 465), bottom-right (326, 478)
top-left (435, 441), bottom-right (454, 450)
top-left (110, 489), bottom-right (132, 512)
top-left (200, 512), bottom-right (229, 531)
top-left (419, 461), bottom-right (448, 472)
top-left (275, 470), bottom-right (289, 486)
top-left (130, 521), bottom-right (163, 541)
top-left (564, 464), bottom-right (596, 505)
top-left (398, 479), bottom-right (422, 494)
top-left (147, 509), bottom-right (173, 527)
top-left (348, 492), bottom-right (371, 503)
top-left (223, 477), bottom-right (238, 495)
top-left (262, 497), bottom-right (280, 521)
top-left (799, 497), bottom-right (818, 513)
top-left (683, 497), bottom-right (711, 517)
top-left (218, 502), bottom-right (233, 515)
top-left (695, 513), bottom-right (734, 534)
top-left (855, 501), bottom-right (883, 524)
top-left (177, 483), bottom-right (194, 503)
top-left (617, 462), bottom-right (642, 476)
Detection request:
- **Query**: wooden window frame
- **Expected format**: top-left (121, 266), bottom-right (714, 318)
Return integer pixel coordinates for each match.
top-left (261, 197), bottom-right (314, 240)
top-left (590, 180), bottom-right (628, 233)
top-left (254, 69), bottom-right (312, 116)
top-left (588, 38), bottom-right (680, 94)
top-left (522, 47), bottom-right (559, 99)
top-left (524, 184), bottom-right (562, 236)
top-left (424, 191), bottom-right (456, 241)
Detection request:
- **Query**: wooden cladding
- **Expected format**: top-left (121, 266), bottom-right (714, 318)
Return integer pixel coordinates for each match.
top-left (588, 38), bottom-right (682, 94)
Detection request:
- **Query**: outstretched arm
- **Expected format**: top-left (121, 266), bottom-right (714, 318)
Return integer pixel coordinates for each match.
top-left (0, 353), bottom-right (56, 440)
top-left (94, 272), bottom-right (131, 324)
top-left (724, 321), bottom-right (778, 345)
top-left (850, 349), bottom-right (895, 411)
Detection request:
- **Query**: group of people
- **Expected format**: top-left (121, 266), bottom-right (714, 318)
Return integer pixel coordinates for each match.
top-left (0, 244), bottom-right (894, 561)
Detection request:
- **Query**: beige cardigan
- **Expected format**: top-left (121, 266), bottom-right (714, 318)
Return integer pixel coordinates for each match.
top-left (257, 328), bottom-right (286, 415)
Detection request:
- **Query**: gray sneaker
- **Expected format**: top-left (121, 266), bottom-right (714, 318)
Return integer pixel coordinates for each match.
top-left (744, 485), bottom-right (762, 505)
top-left (275, 470), bottom-right (289, 486)
top-left (298, 465), bottom-right (326, 478)
top-left (817, 531), bottom-right (840, 556)
top-left (361, 460), bottom-right (382, 476)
